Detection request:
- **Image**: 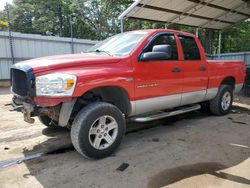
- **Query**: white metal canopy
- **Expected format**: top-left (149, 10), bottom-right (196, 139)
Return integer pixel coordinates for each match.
top-left (119, 0), bottom-right (250, 30)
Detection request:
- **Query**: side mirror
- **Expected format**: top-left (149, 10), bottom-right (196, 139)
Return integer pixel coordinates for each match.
top-left (140, 45), bottom-right (172, 61)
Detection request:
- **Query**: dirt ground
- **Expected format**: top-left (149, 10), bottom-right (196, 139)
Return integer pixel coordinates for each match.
top-left (0, 88), bottom-right (249, 188)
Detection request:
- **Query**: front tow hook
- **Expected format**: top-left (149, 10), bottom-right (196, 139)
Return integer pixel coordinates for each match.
top-left (22, 102), bottom-right (35, 124)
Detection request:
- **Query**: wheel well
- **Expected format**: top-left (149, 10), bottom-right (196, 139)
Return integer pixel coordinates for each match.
top-left (221, 77), bottom-right (235, 89)
top-left (73, 86), bottom-right (131, 117)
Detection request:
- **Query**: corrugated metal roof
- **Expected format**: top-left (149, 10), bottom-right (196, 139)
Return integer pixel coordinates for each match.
top-left (119, 0), bottom-right (250, 30)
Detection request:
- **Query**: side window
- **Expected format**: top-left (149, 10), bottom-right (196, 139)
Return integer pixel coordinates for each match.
top-left (179, 35), bottom-right (201, 60)
top-left (144, 34), bottom-right (178, 60)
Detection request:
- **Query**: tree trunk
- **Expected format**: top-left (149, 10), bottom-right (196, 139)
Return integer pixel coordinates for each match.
top-left (203, 29), bottom-right (214, 54)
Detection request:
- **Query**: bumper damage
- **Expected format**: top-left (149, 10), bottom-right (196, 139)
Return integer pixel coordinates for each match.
top-left (11, 96), bottom-right (40, 124)
top-left (11, 95), bottom-right (76, 127)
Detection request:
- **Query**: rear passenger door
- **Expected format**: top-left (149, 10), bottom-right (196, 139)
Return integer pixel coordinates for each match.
top-left (178, 35), bottom-right (209, 105)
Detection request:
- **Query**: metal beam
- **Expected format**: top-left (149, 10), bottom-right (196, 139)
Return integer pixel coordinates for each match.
top-left (6, 4), bottom-right (14, 64)
top-left (218, 31), bottom-right (222, 55)
top-left (222, 16), bottom-right (250, 31)
top-left (195, 28), bottom-right (199, 38)
top-left (118, 0), bottom-right (142, 20)
top-left (188, 0), bottom-right (250, 17)
top-left (137, 4), bottom-right (234, 25)
top-left (120, 19), bottom-right (124, 33)
top-left (129, 16), bottom-right (219, 30)
top-left (165, 0), bottom-right (215, 25)
top-left (199, 2), bottom-right (247, 28)
top-left (119, 0), bottom-right (152, 33)
top-left (118, 0), bottom-right (153, 20)
top-left (69, 15), bottom-right (74, 53)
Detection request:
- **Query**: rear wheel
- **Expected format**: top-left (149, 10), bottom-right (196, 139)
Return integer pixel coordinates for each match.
top-left (200, 102), bottom-right (211, 113)
top-left (209, 85), bottom-right (233, 115)
top-left (71, 102), bottom-right (125, 159)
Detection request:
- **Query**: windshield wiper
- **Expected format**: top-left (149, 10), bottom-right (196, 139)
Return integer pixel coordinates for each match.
top-left (89, 49), bottom-right (112, 56)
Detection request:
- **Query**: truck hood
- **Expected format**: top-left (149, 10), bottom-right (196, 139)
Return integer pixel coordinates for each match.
top-left (16, 53), bottom-right (122, 73)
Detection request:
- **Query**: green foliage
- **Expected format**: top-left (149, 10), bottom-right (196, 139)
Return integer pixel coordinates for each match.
top-left (221, 21), bottom-right (250, 53)
top-left (0, 0), bottom-right (249, 52)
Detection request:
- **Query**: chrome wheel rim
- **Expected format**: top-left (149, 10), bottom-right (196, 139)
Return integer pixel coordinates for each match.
top-left (88, 115), bottom-right (118, 150)
top-left (221, 91), bottom-right (231, 111)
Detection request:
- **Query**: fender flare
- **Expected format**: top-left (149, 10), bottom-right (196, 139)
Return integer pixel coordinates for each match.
top-left (59, 98), bottom-right (77, 127)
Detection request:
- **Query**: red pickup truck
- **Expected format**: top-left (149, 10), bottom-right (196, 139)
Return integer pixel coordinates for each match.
top-left (11, 29), bottom-right (245, 158)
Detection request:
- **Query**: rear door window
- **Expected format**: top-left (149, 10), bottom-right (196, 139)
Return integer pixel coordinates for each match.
top-left (178, 35), bottom-right (201, 60)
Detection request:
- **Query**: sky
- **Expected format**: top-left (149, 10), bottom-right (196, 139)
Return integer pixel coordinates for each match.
top-left (0, 0), bottom-right (13, 11)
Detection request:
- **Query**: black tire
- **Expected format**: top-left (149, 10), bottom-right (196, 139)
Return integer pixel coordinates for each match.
top-left (71, 102), bottom-right (126, 159)
top-left (38, 115), bottom-right (58, 128)
top-left (200, 102), bottom-right (211, 113)
top-left (209, 84), bottom-right (233, 115)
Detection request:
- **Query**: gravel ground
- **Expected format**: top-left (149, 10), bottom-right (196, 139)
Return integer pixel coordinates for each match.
top-left (0, 88), bottom-right (249, 188)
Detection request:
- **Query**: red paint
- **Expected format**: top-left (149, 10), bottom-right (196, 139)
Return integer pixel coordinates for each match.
top-left (18, 29), bottom-right (245, 107)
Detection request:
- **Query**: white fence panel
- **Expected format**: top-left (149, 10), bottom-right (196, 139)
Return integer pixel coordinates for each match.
top-left (0, 60), bottom-right (12, 79)
top-left (211, 52), bottom-right (250, 66)
top-left (0, 31), bottom-right (98, 80)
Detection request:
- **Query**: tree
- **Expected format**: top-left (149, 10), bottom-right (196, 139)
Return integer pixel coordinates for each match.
top-left (222, 21), bottom-right (250, 53)
top-left (73, 0), bottom-right (132, 40)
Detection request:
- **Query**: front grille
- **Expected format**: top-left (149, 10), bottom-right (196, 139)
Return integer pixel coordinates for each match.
top-left (11, 68), bottom-right (29, 96)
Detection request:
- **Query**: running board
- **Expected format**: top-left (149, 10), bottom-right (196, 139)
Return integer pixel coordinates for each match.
top-left (131, 104), bottom-right (201, 122)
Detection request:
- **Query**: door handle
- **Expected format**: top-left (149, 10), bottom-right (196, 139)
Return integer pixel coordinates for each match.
top-left (172, 67), bottom-right (182, 73)
top-left (200, 66), bottom-right (207, 71)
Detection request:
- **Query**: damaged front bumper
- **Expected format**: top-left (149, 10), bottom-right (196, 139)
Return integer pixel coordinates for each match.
top-left (10, 65), bottom-right (76, 126)
top-left (11, 96), bottom-right (39, 124)
top-left (11, 95), bottom-right (77, 127)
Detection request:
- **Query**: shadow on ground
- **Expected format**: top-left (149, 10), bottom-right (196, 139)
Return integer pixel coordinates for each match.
top-left (147, 162), bottom-right (250, 188)
top-left (20, 106), bottom-right (250, 188)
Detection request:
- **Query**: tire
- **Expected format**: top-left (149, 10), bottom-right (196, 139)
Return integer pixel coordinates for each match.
top-left (38, 115), bottom-right (58, 128)
top-left (71, 102), bottom-right (126, 159)
top-left (200, 102), bottom-right (211, 113)
top-left (209, 84), bottom-right (233, 115)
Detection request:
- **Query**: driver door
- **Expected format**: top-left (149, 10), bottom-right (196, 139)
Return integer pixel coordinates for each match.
top-left (134, 33), bottom-right (183, 115)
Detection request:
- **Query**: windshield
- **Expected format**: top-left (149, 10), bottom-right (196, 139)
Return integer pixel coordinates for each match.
top-left (87, 31), bottom-right (148, 57)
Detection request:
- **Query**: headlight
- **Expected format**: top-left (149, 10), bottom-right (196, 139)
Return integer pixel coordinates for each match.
top-left (36, 73), bottom-right (77, 97)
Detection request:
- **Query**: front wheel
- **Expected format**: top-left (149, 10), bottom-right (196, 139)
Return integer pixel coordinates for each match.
top-left (71, 102), bottom-right (126, 159)
top-left (209, 85), bottom-right (233, 115)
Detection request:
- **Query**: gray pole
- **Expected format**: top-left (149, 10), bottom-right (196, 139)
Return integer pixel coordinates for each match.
top-left (70, 15), bottom-right (74, 53)
top-left (218, 31), bottom-right (222, 55)
top-left (6, 4), bottom-right (14, 64)
top-left (120, 19), bottom-right (124, 33)
top-left (195, 28), bottom-right (199, 38)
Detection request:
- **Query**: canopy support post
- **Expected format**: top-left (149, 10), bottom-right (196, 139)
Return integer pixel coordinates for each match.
top-left (218, 31), bottom-right (222, 55)
top-left (120, 19), bottom-right (124, 33)
top-left (195, 28), bottom-right (199, 38)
